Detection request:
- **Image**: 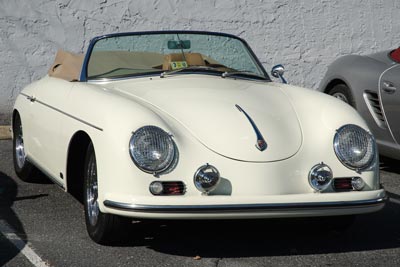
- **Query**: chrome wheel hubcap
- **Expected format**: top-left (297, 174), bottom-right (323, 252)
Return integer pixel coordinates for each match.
top-left (332, 92), bottom-right (349, 103)
top-left (15, 125), bottom-right (26, 169)
top-left (86, 153), bottom-right (99, 226)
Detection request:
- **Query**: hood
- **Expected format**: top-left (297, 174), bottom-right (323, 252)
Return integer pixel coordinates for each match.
top-left (106, 76), bottom-right (302, 162)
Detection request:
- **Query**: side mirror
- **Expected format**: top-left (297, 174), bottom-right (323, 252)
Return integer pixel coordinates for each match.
top-left (271, 64), bottom-right (287, 84)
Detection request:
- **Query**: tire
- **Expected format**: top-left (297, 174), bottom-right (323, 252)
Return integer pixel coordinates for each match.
top-left (83, 142), bottom-right (130, 244)
top-left (13, 113), bottom-right (36, 182)
top-left (327, 84), bottom-right (356, 108)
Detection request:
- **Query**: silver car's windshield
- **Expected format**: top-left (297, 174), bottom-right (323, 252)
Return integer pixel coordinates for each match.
top-left (85, 32), bottom-right (268, 80)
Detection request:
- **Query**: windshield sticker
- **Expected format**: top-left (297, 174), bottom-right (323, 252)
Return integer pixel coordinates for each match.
top-left (170, 61), bottom-right (188, 70)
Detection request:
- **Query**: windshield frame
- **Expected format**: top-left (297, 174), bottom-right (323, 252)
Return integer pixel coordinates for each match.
top-left (80, 30), bottom-right (271, 82)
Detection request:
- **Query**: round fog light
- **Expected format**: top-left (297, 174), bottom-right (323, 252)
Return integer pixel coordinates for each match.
top-left (309, 163), bottom-right (333, 192)
top-left (351, 177), bottom-right (365, 191)
top-left (194, 164), bottom-right (220, 194)
top-left (149, 181), bottom-right (164, 195)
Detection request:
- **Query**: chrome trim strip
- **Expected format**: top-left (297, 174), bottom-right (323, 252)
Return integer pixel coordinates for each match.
top-left (20, 93), bottom-right (103, 131)
top-left (87, 73), bottom-right (162, 83)
top-left (104, 197), bottom-right (386, 213)
top-left (235, 104), bottom-right (267, 151)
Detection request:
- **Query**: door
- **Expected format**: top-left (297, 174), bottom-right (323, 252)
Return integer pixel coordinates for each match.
top-left (24, 78), bottom-right (73, 186)
top-left (380, 64), bottom-right (400, 144)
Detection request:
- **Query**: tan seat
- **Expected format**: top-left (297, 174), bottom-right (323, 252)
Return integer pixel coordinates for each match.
top-left (48, 50), bottom-right (84, 82)
top-left (162, 53), bottom-right (205, 70)
top-left (88, 51), bottom-right (164, 77)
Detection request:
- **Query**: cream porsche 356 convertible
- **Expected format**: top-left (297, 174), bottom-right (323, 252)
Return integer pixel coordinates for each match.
top-left (13, 31), bottom-right (386, 244)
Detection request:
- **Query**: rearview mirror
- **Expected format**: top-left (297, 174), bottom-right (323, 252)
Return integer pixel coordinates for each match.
top-left (168, 40), bottom-right (191, 49)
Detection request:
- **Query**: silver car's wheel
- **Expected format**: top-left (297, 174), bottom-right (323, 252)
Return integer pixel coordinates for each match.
top-left (332, 92), bottom-right (349, 103)
top-left (328, 84), bottom-right (356, 108)
top-left (13, 113), bottom-right (35, 182)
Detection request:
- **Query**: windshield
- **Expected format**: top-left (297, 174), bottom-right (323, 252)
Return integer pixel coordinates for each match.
top-left (85, 32), bottom-right (268, 80)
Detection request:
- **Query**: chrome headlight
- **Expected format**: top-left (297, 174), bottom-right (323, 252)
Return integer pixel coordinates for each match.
top-left (309, 163), bottom-right (333, 192)
top-left (194, 164), bottom-right (221, 194)
top-left (129, 126), bottom-right (176, 174)
top-left (334, 124), bottom-right (375, 170)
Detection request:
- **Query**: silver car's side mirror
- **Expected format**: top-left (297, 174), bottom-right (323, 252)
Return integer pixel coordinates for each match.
top-left (271, 64), bottom-right (287, 84)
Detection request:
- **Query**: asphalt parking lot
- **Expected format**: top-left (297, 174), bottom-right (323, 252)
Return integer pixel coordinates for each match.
top-left (1, 138), bottom-right (400, 267)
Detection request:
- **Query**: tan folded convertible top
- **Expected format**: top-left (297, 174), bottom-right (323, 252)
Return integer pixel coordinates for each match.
top-left (48, 50), bottom-right (84, 82)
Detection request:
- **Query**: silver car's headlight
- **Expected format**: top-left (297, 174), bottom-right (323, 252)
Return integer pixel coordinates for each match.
top-left (334, 124), bottom-right (375, 170)
top-left (129, 126), bottom-right (176, 174)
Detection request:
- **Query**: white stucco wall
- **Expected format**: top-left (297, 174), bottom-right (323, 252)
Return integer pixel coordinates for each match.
top-left (1, 0), bottom-right (399, 123)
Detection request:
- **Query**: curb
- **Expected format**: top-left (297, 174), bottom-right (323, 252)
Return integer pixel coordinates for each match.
top-left (0, 125), bottom-right (11, 140)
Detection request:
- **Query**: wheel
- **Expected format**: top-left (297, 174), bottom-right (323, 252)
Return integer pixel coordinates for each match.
top-left (13, 113), bottom-right (36, 182)
top-left (83, 142), bottom-right (130, 244)
top-left (327, 84), bottom-right (356, 108)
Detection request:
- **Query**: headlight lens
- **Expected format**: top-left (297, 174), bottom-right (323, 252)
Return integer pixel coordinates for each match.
top-left (194, 164), bottom-right (221, 194)
top-left (129, 126), bottom-right (176, 174)
top-left (309, 163), bottom-right (333, 192)
top-left (334, 124), bottom-right (375, 170)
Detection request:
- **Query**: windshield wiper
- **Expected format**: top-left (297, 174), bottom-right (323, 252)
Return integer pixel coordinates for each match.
top-left (221, 70), bottom-right (267, 80)
top-left (90, 68), bottom-right (161, 79)
top-left (160, 66), bottom-right (223, 78)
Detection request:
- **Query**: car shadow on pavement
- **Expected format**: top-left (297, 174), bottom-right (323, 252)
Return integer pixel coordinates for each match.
top-left (110, 162), bottom-right (400, 258)
top-left (380, 156), bottom-right (400, 174)
top-left (0, 171), bottom-right (26, 266)
top-left (119, 203), bottom-right (400, 258)
top-left (0, 171), bottom-right (49, 266)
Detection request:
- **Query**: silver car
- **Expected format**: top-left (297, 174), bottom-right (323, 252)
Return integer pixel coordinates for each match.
top-left (319, 48), bottom-right (400, 160)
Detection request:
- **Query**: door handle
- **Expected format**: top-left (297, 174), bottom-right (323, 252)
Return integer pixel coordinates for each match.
top-left (27, 95), bottom-right (36, 102)
top-left (382, 81), bottom-right (397, 94)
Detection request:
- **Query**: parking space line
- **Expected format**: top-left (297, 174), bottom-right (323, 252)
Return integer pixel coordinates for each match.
top-left (0, 220), bottom-right (49, 267)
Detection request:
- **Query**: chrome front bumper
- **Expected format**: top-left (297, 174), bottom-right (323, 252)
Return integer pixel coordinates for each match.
top-left (102, 190), bottom-right (387, 219)
top-left (104, 196), bottom-right (386, 213)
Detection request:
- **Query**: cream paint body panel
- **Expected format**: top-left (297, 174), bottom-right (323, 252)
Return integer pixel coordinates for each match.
top-left (106, 76), bottom-right (302, 162)
top-left (95, 106), bottom-right (381, 218)
top-left (14, 80), bottom-right (67, 186)
top-left (17, 78), bottom-right (74, 186)
top-left (14, 74), bottom-right (383, 219)
top-left (33, 78), bottom-right (74, 185)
